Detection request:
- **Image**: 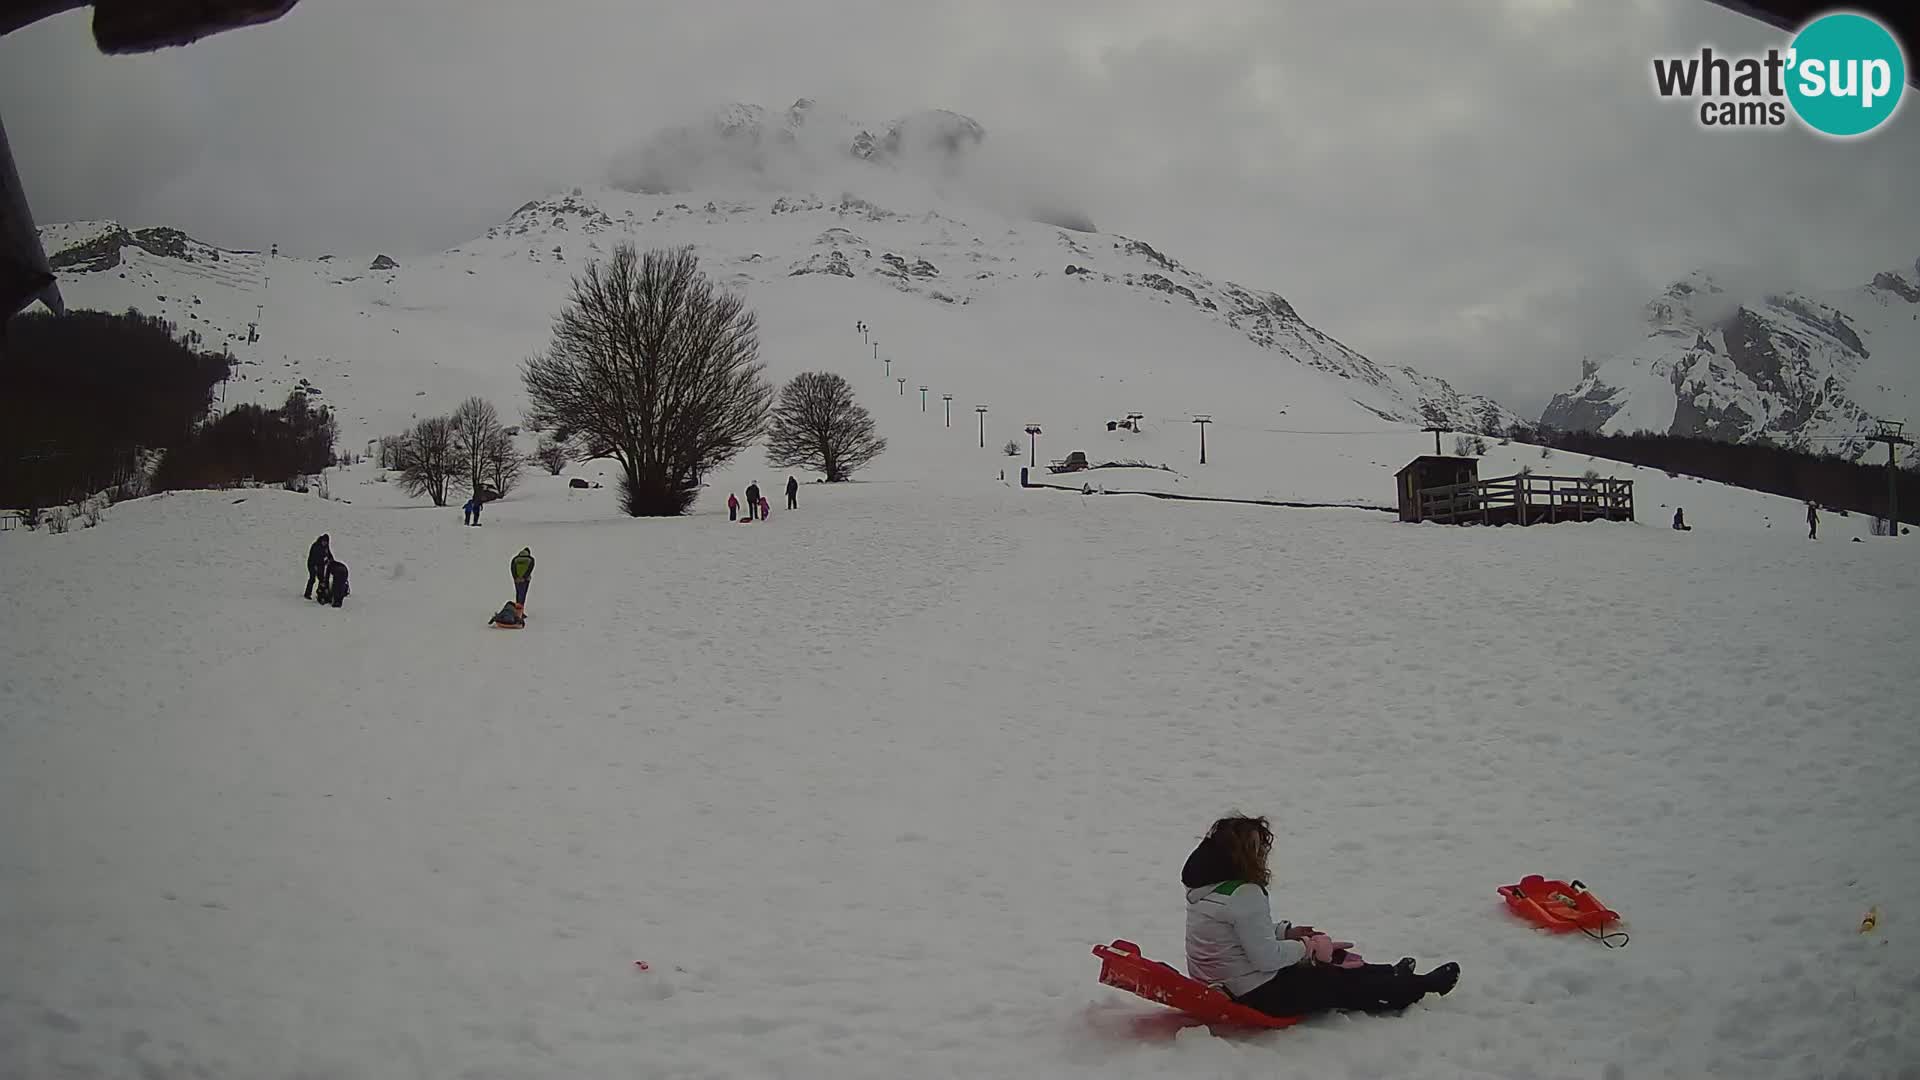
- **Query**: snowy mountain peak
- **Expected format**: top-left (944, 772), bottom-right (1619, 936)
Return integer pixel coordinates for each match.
top-left (1542, 259), bottom-right (1920, 457)
top-left (38, 172), bottom-right (1520, 444)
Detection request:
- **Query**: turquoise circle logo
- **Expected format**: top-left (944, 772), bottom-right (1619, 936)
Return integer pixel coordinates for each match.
top-left (1786, 12), bottom-right (1906, 136)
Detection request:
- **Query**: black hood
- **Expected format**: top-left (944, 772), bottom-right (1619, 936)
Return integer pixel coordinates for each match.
top-left (1181, 833), bottom-right (1237, 888)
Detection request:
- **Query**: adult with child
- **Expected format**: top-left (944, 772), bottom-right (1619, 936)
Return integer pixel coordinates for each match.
top-left (1183, 814), bottom-right (1458, 1018)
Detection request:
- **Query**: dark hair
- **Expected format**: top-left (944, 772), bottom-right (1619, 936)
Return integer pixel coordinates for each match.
top-left (1207, 814), bottom-right (1274, 887)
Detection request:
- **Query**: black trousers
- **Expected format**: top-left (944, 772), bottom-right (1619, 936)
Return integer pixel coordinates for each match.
top-left (306, 567), bottom-right (325, 598)
top-left (1233, 962), bottom-right (1427, 1017)
top-left (787, 491), bottom-right (796, 509)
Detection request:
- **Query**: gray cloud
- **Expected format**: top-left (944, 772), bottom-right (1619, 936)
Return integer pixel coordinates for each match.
top-left (3, 0), bottom-right (1917, 415)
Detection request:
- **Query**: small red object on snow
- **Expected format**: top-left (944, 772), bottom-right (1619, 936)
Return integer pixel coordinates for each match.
top-left (633, 961), bottom-right (650, 971)
top-left (1499, 875), bottom-right (1621, 933)
top-left (1091, 939), bottom-right (1302, 1029)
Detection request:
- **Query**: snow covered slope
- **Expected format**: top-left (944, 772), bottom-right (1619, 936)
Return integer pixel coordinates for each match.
top-left (1541, 262), bottom-right (1920, 459)
top-left (2, 475), bottom-right (1915, 1079)
top-left (35, 100), bottom-right (1520, 461)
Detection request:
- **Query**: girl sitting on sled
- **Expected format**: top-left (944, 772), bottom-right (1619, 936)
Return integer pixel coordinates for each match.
top-left (1184, 814), bottom-right (1459, 1017)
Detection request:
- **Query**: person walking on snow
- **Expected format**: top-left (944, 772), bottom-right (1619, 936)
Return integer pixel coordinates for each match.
top-left (745, 481), bottom-right (761, 521)
top-left (1807, 501), bottom-right (1818, 540)
top-left (464, 495), bottom-right (482, 527)
top-left (728, 492), bottom-right (739, 521)
top-left (510, 547), bottom-right (534, 612)
top-left (305, 534), bottom-right (331, 598)
top-left (1183, 814), bottom-right (1458, 1019)
top-left (760, 495), bottom-right (771, 521)
top-left (786, 475), bottom-right (799, 510)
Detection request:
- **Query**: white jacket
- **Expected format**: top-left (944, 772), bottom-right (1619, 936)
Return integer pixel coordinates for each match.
top-left (1185, 880), bottom-right (1308, 997)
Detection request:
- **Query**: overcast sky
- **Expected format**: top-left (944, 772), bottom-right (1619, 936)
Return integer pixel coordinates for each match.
top-left (4, 0), bottom-right (1918, 415)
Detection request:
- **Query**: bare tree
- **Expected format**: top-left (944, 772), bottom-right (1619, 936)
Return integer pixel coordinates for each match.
top-left (377, 434), bottom-right (408, 470)
top-left (485, 426), bottom-right (524, 497)
top-left (450, 396), bottom-right (503, 495)
top-left (522, 243), bottom-right (773, 516)
top-left (534, 435), bottom-right (571, 476)
top-left (396, 415), bottom-right (461, 506)
top-left (765, 371), bottom-right (886, 482)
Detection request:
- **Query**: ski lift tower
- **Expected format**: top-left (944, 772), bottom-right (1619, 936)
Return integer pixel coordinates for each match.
top-left (1192, 414), bottom-right (1212, 464)
top-left (1866, 420), bottom-right (1912, 537)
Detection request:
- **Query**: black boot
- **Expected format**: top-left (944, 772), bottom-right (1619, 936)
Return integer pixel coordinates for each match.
top-left (1422, 962), bottom-right (1460, 997)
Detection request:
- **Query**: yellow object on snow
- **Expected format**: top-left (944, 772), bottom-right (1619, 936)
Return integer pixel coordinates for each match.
top-left (1859, 906), bottom-right (1878, 934)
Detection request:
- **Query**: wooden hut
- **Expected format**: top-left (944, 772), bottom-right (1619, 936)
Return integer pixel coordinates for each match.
top-left (1396, 454), bottom-right (1636, 526)
top-left (1395, 456), bottom-right (1479, 522)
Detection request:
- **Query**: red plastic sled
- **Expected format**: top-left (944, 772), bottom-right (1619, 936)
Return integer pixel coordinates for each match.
top-left (1091, 939), bottom-right (1303, 1029)
top-left (1499, 876), bottom-right (1621, 933)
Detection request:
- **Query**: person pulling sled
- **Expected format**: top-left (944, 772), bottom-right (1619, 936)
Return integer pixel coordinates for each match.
top-left (510, 546), bottom-right (534, 613)
top-left (1183, 815), bottom-right (1458, 1018)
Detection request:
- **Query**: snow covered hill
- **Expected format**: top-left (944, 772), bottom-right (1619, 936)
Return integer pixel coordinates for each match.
top-left (35, 99), bottom-right (1520, 466)
top-left (1540, 261), bottom-right (1920, 459)
top-left (3, 471), bottom-right (1916, 1079)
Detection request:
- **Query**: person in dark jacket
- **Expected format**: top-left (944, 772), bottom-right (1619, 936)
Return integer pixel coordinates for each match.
top-left (1182, 815), bottom-right (1458, 1018)
top-left (745, 481), bottom-right (761, 521)
top-left (1672, 508), bottom-right (1691, 531)
top-left (321, 558), bottom-right (349, 607)
top-left (786, 475), bottom-right (799, 510)
top-left (1807, 501), bottom-right (1818, 539)
top-left (305, 534), bottom-right (331, 598)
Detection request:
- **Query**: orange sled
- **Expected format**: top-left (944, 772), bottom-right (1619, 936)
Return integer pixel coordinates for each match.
top-left (1499, 876), bottom-right (1621, 934)
top-left (1091, 939), bottom-right (1303, 1030)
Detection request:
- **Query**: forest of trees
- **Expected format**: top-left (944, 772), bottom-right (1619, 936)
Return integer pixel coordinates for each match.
top-left (152, 389), bottom-right (339, 492)
top-left (0, 309), bottom-right (230, 508)
top-left (0, 308), bottom-right (343, 509)
top-left (1513, 424), bottom-right (1918, 527)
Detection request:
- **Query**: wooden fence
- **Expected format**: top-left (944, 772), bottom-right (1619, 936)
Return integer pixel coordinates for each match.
top-left (1416, 473), bottom-right (1634, 526)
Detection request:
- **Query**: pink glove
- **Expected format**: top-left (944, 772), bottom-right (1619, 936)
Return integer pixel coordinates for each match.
top-left (1304, 934), bottom-right (1337, 963)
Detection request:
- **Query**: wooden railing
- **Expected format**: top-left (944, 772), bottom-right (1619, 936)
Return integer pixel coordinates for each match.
top-left (1417, 473), bottom-right (1633, 525)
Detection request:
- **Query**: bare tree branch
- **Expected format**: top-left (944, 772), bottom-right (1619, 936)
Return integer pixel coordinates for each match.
top-left (523, 244), bottom-right (772, 515)
top-left (765, 371), bottom-right (886, 482)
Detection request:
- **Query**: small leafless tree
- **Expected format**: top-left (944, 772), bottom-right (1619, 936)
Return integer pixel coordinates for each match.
top-left (1003, 440), bottom-right (1021, 457)
top-left (485, 427), bottom-right (524, 496)
top-left (534, 435), bottom-right (571, 476)
top-left (522, 243), bottom-right (773, 516)
top-left (396, 415), bottom-right (461, 506)
top-left (764, 371), bottom-right (886, 481)
top-left (378, 434), bottom-right (409, 470)
top-left (450, 396), bottom-right (504, 496)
